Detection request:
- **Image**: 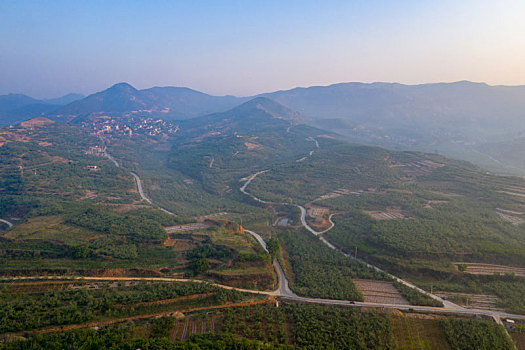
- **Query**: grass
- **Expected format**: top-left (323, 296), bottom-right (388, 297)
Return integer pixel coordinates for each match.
top-left (391, 314), bottom-right (451, 350)
top-left (4, 216), bottom-right (102, 245)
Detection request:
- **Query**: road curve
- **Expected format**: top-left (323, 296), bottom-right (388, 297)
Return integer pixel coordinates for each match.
top-left (238, 140), bottom-right (462, 311)
top-left (130, 172), bottom-right (152, 204)
top-left (4, 274), bottom-right (524, 321)
top-left (99, 135), bottom-right (518, 322)
top-left (0, 219), bottom-right (13, 228)
top-left (245, 229), bottom-right (297, 298)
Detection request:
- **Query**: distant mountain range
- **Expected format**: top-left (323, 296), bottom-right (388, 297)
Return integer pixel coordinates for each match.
top-left (51, 82), bottom-right (247, 121)
top-left (0, 93), bottom-right (84, 127)
top-left (2, 80), bottom-right (525, 175)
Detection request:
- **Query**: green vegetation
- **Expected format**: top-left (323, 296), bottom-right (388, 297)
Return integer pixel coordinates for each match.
top-left (441, 318), bottom-right (514, 350)
top-left (280, 230), bottom-right (384, 300)
top-left (266, 237), bottom-right (280, 260)
top-left (0, 280), bottom-right (249, 333)
top-left (287, 304), bottom-right (392, 349)
top-left (393, 281), bottom-right (443, 307)
top-left (67, 206), bottom-right (167, 243)
top-left (1, 330), bottom-right (289, 350)
top-left (416, 273), bottom-right (525, 315)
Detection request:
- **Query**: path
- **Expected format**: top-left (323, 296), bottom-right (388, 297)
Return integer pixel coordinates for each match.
top-left (131, 172), bottom-right (152, 204)
top-left (0, 218), bottom-right (13, 228)
top-left (96, 134), bottom-right (523, 324)
top-left (102, 142), bottom-right (176, 215)
top-left (238, 135), bottom-right (461, 311)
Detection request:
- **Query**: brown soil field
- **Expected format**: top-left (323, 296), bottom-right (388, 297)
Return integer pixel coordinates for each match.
top-left (496, 209), bottom-right (525, 226)
top-left (365, 207), bottom-right (406, 220)
top-left (454, 262), bottom-right (525, 277)
top-left (395, 160), bottom-right (444, 177)
top-left (435, 292), bottom-right (504, 311)
top-left (163, 237), bottom-right (196, 251)
top-left (353, 279), bottom-right (409, 305)
top-left (391, 314), bottom-right (451, 350)
top-left (172, 315), bottom-right (219, 341)
top-left (20, 117), bottom-right (55, 128)
top-left (244, 142), bottom-right (262, 150)
top-left (511, 332), bottom-right (525, 350)
top-left (165, 222), bottom-right (210, 233)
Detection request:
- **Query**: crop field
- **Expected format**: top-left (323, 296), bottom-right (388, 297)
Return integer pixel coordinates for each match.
top-left (171, 315), bottom-right (219, 341)
top-left (165, 222), bottom-right (211, 233)
top-left (391, 313), bottom-right (451, 350)
top-left (313, 187), bottom-right (377, 201)
top-left (455, 263), bottom-right (525, 277)
top-left (3, 216), bottom-right (102, 245)
top-left (495, 210), bottom-right (525, 225)
top-left (511, 332), bottom-right (525, 350)
top-left (394, 159), bottom-right (444, 177)
top-left (353, 279), bottom-right (409, 304)
top-left (435, 292), bottom-right (504, 311)
top-left (364, 207), bottom-right (407, 221)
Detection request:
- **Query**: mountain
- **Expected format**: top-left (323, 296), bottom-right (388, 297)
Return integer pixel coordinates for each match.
top-left (259, 81), bottom-right (525, 175)
top-left (180, 97), bottom-right (302, 134)
top-left (43, 93), bottom-right (84, 105)
top-left (262, 81), bottom-right (525, 131)
top-left (170, 97), bottom-right (324, 193)
top-left (52, 82), bottom-right (248, 120)
top-left (0, 93), bottom-right (41, 113)
top-left (5, 81), bottom-right (525, 175)
top-left (0, 92), bottom-right (84, 127)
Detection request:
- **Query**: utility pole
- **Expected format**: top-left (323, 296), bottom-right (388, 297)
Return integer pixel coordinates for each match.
top-left (354, 246), bottom-right (357, 259)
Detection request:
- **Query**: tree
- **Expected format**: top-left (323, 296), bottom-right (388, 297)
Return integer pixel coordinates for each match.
top-left (266, 238), bottom-right (280, 261)
top-left (192, 258), bottom-right (210, 274)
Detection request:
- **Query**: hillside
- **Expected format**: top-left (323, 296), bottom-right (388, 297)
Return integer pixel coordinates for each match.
top-left (0, 93), bottom-right (83, 127)
top-left (260, 81), bottom-right (525, 175)
top-left (1, 102), bottom-right (524, 348)
top-left (52, 83), bottom-right (247, 120)
top-left (5, 81), bottom-right (525, 176)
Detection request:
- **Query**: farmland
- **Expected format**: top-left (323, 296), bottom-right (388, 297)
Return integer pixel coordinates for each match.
top-left (353, 279), bottom-right (408, 305)
top-left (454, 262), bottom-right (525, 277)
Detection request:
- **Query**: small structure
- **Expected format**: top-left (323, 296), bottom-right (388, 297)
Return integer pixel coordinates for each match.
top-left (277, 218), bottom-right (289, 226)
top-left (505, 319), bottom-right (515, 331)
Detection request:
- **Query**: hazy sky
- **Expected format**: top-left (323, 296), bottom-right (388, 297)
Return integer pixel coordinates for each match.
top-left (1, 0), bottom-right (524, 98)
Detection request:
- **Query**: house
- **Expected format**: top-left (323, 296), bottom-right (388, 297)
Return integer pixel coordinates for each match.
top-left (505, 319), bottom-right (515, 331)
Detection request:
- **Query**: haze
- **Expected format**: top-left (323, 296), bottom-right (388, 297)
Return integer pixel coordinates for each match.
top-left (1, 0), bottom-right (524, 98)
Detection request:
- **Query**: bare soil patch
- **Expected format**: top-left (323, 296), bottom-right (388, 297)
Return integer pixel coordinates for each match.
top-left (165, 222), bottom-right (211, 233)
top-left (434, 291), bottom-right (503, 311)
top-left (20, 117), bottom-right (54, 128)
top-left (365, 207), bottom-right (406, 220)
top-left (454, 262), bottom-right (525, 277)
top-left (353, 279), bottom-right (409, 305)
top-left (163, 237), bottom-right (196, 251)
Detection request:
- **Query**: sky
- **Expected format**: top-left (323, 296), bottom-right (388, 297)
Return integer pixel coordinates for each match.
top-left (1, 0), bottom-right (524, 99)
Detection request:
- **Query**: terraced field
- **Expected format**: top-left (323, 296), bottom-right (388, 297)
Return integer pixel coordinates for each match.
top-left (353, 279), bottom-right (409, 305)
top-left (455, 263), bottom-right (525, 277)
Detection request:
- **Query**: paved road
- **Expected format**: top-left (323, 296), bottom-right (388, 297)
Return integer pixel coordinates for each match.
top-left (0, 219), bottom-right (13, 228)
top-left (103, 144), bottom-right (177, 216)
top-left (130, 172), bottom-right (152, 204)
top-left (238, 140), bottom-right (463, 311)
top-left (245, 229), bottom-right (296, 298)
top-left (98, 135), bottom-right (523, 323)
top-left (297, 206), bottom-right (335, 235)
top-left (99, 136), bottom-right (120, 167)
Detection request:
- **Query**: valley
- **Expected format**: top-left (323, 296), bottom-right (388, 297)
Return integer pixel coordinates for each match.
top-left (1, 96), bottom-right (524, 349)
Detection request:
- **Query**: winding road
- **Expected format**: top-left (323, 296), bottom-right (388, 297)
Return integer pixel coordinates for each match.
top-left (131, 172), bottom-right (152, 204)
top-left (240, 137), bottom-right (470, 316)
top-left (97, 136), bottom-right (525, 323)
top-left (0, 219), bottom-right (13, 229)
